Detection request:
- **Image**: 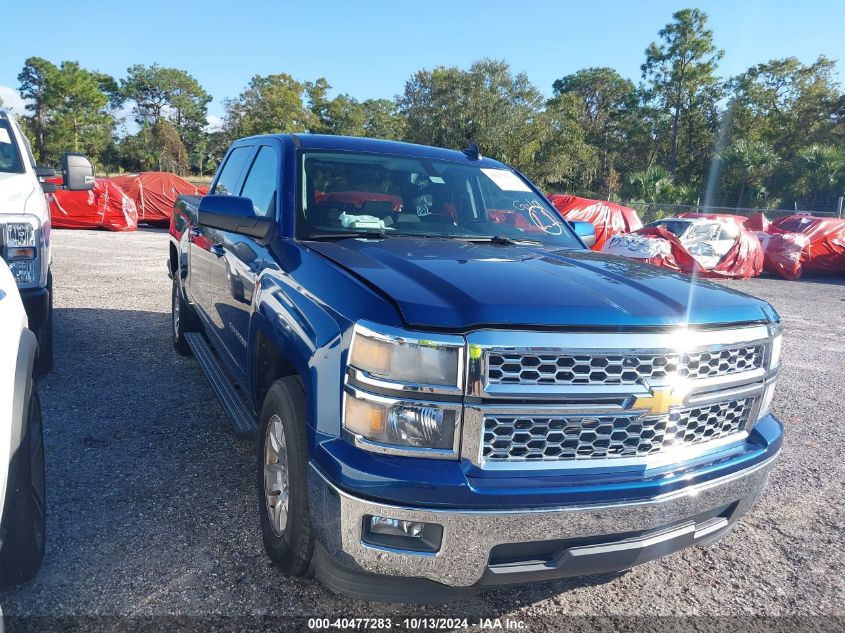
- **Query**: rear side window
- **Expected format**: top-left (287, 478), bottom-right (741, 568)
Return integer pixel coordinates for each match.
top-left (213, 146), bottom-right (252, 195)
top-left (239, 146), bottom-right (279, 218)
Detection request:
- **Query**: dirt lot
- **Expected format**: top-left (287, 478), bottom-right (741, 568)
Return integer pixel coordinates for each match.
top-left (1, 229), bottom-right (843, 630)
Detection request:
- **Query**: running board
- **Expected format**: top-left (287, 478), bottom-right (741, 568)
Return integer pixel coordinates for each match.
top-left (184, 332), bottom-right (258, 437)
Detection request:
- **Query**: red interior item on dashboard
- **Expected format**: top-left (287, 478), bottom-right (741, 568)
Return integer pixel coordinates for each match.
top-left (319, 191), bottom-right (402, 212)
top-left (547, 194), bottom-right (643, 250)
top-left (762, 215), bottom-right (845, 280)
top-left (49, 179), bottom-right (138, 232)
top-left (109, 172), bottom-right (209, 225)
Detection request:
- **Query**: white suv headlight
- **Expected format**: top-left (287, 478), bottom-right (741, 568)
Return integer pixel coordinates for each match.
top-left (2, 216), bottom-right (42, 289)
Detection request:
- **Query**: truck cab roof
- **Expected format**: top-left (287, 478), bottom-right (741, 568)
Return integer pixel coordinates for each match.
top-left (236, 133), bottom-right (507, 169)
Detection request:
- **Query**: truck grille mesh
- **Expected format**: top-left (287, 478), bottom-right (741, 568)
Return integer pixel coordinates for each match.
top-left (481, 398), bottom-right (752, 462)
top-left (487, 345), bottom-right (763, 386)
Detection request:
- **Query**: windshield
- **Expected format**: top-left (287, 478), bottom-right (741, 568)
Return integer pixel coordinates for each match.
top-left (0, 119), bottom-right (25, 174)
top-left (298, 150), bottom-right (582, 248)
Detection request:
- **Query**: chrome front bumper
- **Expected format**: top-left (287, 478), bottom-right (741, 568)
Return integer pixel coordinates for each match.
top-left (308, 452), bottom-right (779, 588)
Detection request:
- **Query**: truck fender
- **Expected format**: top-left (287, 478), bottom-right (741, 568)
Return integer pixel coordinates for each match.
top-left (3, 329), bottom-right (37, 539)
top-left (249, 273), bottom-right (346, 438)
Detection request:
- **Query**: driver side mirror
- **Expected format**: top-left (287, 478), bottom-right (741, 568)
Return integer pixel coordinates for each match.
top-left (198, 195), bottom-right (275, 241)
top-left (61, 152), bottom-right (95, 191)
top-left (570, 220), bottom-right (596, 248)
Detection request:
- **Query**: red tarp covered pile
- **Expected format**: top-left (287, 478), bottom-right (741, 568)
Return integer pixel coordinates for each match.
top-left (109, 172), bottom-right (208, 225)
top-left (547, 194), bottom-right (643, 250)
top-left (49, 179), bottom-right (138, 232)
top-left (760, 215), bottom-right (845, 280)
top-left (602, 220), bottom-right (764, 279)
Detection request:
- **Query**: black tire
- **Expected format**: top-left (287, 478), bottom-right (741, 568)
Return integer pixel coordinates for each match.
top-left (172, 277), bottom-right (197, 356)
top-left (257, 377), bottom-right (314, 576)
top-left (36, 275), bottom-right (54, 376)
top-left (0, 391), bottom-right (46, 587)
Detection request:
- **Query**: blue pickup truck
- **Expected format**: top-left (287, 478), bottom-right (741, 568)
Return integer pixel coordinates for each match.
top-left (168, 134), bottom-right (783, 601)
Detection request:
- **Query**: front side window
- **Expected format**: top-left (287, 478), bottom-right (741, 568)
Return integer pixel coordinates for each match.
top-left (297, 151), bottom-right (582, 248)
top-left (0, 120), bottom-right (24, 174)
top-left (213, 146), bottom-right (252, 196)
top-left (239, 146), bottom-right (278, 217)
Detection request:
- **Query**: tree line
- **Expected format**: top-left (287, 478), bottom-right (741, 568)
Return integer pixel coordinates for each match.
top-left (4, 8), bottom-right (845, 211)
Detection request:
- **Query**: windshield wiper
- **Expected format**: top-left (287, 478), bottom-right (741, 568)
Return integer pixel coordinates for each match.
top-left (306, 231), bottom-right (388, 240)
top-left (457, 234), bottom-right (545, 245)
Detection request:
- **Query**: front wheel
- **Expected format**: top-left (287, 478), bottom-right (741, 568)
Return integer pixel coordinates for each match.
top-left (257, 377), bottom-right (314, 576)
top-left (172, 278), bottom-right (197, 356)
top-left (0, 391), bottom-right (46, 587)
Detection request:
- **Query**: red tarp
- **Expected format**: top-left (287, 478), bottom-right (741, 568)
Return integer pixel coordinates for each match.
top-left (602, 222), bottom-right (764, 279)
top-left (49, 179), bottom-right (138, 232)
top-left (109, 172), bottom-right (209, 225)
top-left (547, 194), bottom-right (643, 250)
top-left (760, 215), bottom-right (845, 280)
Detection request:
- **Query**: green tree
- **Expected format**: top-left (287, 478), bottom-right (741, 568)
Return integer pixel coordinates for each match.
top-left (726, 57), bottom-right (841, 158)
top-left (225, 73), bottom-right (314, 137)
top-left (641, 9), bottom-right (723, 179)
top-left (718, 139), bottom-right (776, 207)
top-left (362, 99), bottom-right (405, 139)
top-left (18, 58), bottom-right (116, 166)
top-left (552, 67), bottom-right (639, 196)
top-left (18, 57), bottom-right (58, 160)
top-left (121, 64), bottom-right (211, 173)
top-left (623, 166), bottom-right (676, 203)
top-left (399, 58), bottom-right (594, 188)
top-left (790, 145), bottom-right (845, 210)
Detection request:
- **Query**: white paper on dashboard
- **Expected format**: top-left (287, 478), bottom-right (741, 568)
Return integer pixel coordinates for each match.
top-left (480, 168), bottom-right (531, 192)
top-left (0, 128), bottom-right (11, 144)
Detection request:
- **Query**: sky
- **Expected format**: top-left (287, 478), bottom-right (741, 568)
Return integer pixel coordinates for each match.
top-left (2, 0), bottom-right (844, 127)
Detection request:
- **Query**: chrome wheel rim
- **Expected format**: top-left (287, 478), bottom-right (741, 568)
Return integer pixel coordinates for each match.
top-left (264, 414), bottom-right (289, 537)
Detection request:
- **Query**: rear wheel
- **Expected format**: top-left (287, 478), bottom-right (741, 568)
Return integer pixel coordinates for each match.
top-left (172, 277), bottom-right (197, 356)
top-left (257, 377), bottom-right (314, 576)
top-left (0, 391), bottom-right (46, 587)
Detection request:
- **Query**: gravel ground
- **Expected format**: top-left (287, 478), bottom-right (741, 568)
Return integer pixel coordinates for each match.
top-left (1, 229), bottom-right (843, 630)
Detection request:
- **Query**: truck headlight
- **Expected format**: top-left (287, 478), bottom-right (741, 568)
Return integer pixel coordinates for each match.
top-left (5, 221), bottom-right (36, 248)
top-left (757, 321), bottom-right (783, 422)
top-left (2, 216), bottom-right (42, 288)
top-left (349, 322), bottom-right (463, 388)
top-left (769, 333), bottom-right (782, 369)
top-left (8, 260), bottom-right (38, 285)
top-left (344, 388), bottom-right (459, 451)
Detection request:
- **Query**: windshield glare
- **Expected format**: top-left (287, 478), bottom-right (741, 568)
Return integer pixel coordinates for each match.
top-left (0, 120), bottom-right (24, 174)
top-left (298, 151), bottom-right (581, 248)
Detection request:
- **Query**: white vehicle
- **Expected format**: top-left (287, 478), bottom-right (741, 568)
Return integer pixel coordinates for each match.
top-left (603, 217), bottom-right (741, 269)
top-left (0, 259), bottom-right (45, 586)
top-left (0, 109), bottom-right (94, 374)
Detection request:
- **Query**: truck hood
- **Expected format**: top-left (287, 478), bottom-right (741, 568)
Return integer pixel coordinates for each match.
top-left (0, 171), bottom-right (35, 215)
top-left (306, 237), bottom-right (777, 330)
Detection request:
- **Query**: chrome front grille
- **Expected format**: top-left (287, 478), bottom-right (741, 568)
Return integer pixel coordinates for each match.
top-left (482, 398), bottom-right (753, 462)
top-left (487, 345), bottom-right (763, 386)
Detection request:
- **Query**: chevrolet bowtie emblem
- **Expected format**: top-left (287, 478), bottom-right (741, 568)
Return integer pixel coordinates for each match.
top-left (631, 386), bottom-right (687, 416)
